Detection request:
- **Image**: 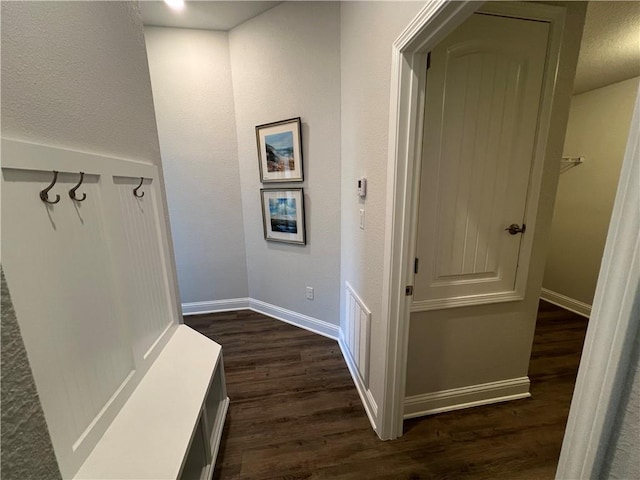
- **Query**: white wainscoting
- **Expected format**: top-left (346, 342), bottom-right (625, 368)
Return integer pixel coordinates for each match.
top-left (344, 282), bottom-right (372, 388)
top-left (338, 335), bottom-right (379, 431)
top-left (1, 138), bottom-right (181, 478)
top-left (182, 298), bottom-right (339, 341)
top-left (404, 376), bottom-right (531, 419)
top-left (338, 282), bottom-right (377, 431)
top-left (540, 288), bottom-right (591, 318)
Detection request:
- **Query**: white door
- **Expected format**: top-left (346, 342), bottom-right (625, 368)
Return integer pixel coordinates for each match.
top-left (413, 12), bottom-right (550, 309)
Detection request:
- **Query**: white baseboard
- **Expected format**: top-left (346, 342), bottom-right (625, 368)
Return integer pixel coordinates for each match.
top-left (248, 299), bottom-right (339, 341)
top-left (540, 288), bottom-right (591, 318)
top-left (182, 298), bottom-right (250, 316)
top-left (338, 335), bottom-right (378, 431)
top-left (182, 297), bottom-right (339, 340)
top-left (404, 376), bottom-right (531, 419)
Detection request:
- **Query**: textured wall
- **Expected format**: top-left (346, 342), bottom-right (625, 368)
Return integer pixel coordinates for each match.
top-left (1, 268), bottom-right (61, 480)
top-left (144, 27), bottom-right (249, 304)
top-left (1, 1), bottom-right (160, 165)
top-left (602, 330), bottom-right (640, 479)
top-left (229, 2), bottom-right (342, 325)
top-left (543, 77), bottom-right (639, 306)
top-left (339, 0), bottom-right (426, 403)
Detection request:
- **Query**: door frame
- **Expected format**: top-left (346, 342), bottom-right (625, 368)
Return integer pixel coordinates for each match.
top-left (379, 0), bottom-right (572, 441)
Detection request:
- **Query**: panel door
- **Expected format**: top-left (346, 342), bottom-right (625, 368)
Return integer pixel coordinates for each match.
top-left (413, 12), bottom-right (549, 308)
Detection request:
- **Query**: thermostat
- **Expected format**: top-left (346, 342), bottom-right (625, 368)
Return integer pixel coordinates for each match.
top-left (357, 178), bottom-right (367, 198)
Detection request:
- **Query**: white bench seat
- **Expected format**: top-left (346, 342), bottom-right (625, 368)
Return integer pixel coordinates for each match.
top-left (74, 325), bottom-right (229, 480)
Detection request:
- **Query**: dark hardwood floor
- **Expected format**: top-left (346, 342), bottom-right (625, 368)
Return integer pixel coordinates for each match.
top-left (185, 300), bottom-right (588, 480)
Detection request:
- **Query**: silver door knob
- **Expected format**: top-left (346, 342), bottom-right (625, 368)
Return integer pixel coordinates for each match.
top-left (505, 224), bottom-right (526, 235)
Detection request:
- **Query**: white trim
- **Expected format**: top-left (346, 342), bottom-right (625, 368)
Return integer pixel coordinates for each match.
top-left (338, 335), bottom-right (378, 431)
top-left (411, 291), bottom-right (523, 312)
top-left (540, 288), bottom-right (591, 318)
top-left (207, 396), bottom-right (230, 472)
top-left (1, 137), bottom-right (156, 177)
top-left (556, 88), bottom-right (640, 480)
top-left (404, 377), bottom-right (531, 419)
top-left (382, 1), bottom-right (570, 441)
top-left (380, 0), bottom-right (478, 442)
top-left (182, 297), bottom-right (339, 341)
top-left (182, 298), bottom-right (250, 316)
top-left (248, 299), bottom-right (339, 341)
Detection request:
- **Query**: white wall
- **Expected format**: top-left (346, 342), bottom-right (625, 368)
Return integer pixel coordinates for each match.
top-left (229, 2), bottom-right (342, 325)
top-left (1, 2), bottom-right (160, 165)
top-left (340, 1), bottom-right (427, 403)
top-left (543, 77), bottom-right (640, 306)
top-left (1, 2), bottom-right (165, 477)
top-left (144, 27), bottom-right (249, 304)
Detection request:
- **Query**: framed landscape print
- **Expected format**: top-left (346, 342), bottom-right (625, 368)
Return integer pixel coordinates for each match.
top-left (256, 117), bottom-right (303, 182)
top-left (260, 188), bottom-right (306, 244)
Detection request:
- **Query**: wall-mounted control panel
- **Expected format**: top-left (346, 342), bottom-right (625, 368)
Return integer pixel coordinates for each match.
top-left (357, 177), bottom-right (367, 198)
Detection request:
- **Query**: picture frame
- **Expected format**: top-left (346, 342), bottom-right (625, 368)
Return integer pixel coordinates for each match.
top-left (260, 188), bottom-right (306, 245)
top-left (255, 117), bottom-right (303, 183)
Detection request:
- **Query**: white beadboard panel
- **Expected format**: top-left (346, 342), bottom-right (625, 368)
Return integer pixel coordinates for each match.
top-left (414, 13), bottom-right (550, 307)
top-left (344, 282), bottom-right (371, 388)
top-left (1, 138), bottom-right (183, 479)
top-left (113, 176), bottom-right (174, 360)
top-left (404, 376), bottom-right (531, 419)
top-left (1, 167), bottom-right (136, 475)
top-left (338, 335), bottom-right (378, 431)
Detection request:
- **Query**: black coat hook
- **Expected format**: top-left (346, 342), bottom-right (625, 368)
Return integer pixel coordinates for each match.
top-left (40, 170), bottom-right (61, 204)
top-left (69, 171), bottom-right (87, 202)
top-left (133, 177), bottom-right (145, 198)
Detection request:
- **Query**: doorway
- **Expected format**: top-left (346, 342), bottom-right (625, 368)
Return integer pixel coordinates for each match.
top-left (405, 2), bottom-right (562, 420)
top-left (380, 0), bottom-right (581, 441)
top-left (382, 2), bottom-right (639, 477)
top-left (540, 2), bottom-right (640, 317)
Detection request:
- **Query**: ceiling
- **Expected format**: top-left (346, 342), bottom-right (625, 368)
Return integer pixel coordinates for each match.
top-left (139, 1), bottom-right (281, 31)
top-left (140, 1), bottom-right (640, 94)
top-left (573, 1), bottom-right (640, 94)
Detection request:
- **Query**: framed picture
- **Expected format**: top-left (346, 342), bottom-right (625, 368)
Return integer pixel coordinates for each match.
top-left (256, 117), bottom-right (303, 182)
top-left (260, 188), bottom-right (306, 244)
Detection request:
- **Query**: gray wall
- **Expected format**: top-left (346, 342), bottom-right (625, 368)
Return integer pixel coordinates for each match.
top-left (1, 268), bottom-right (61, 480)
top-left (543, 76), bottom-right (640, 306)
top-left (1, 1), bottom-right (168, 470)
top-left (339, 1), bottom-right (429, 401)
top-left (1, 1), bottom-right (160, 164)
top-left (144, 27), bottom-right (249, 304)
top-left (229, 2), bottom-right (342, 325)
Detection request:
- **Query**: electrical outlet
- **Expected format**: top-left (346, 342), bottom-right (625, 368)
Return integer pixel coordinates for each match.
top-left (306, 286), bottom-right (314, 300)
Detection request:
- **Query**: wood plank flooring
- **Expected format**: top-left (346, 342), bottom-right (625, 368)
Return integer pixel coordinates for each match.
top-left (185, 300), bottom-right (588, 480)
